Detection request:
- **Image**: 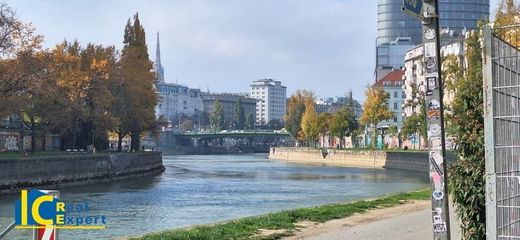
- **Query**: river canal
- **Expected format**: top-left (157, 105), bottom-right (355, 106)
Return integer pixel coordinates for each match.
top-left (0, 154), bottom-right (429, 239)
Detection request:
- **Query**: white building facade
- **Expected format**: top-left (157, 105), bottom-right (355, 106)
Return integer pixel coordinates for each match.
top-left (403, 40), bottom-right (465, 117)
top-left (155, 83), bottom-right (203, 120)
top-left (373, 70), bottom-right (406, 129)
top-left (249, 79), bottom-right (287, 125)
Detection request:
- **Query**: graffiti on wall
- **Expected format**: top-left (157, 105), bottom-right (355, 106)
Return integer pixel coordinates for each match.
top-left (0, 134), bottom-right (19, 151)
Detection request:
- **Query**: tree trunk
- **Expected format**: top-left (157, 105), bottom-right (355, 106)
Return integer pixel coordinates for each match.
top-left (30, 118), bottom-right (36, 153)
top-left (42, 127), bottom-right (47, 151)
top-left (19, 120), bottom-right (24, 153)
top-left (72, 116), bottom-right (78, 149)
top-left (117, 131), bottom-right (124, 152)
top-left (131, 131), bottom-right (141, 151)
top-left (372, 123), bottom-right (377, 150)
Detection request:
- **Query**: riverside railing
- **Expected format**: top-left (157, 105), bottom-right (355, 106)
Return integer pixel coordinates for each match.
top-left (0, 222), bottom-right (15, 240)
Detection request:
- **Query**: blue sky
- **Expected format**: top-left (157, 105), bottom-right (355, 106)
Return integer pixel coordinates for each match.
top-left (5, 0), bottom-right (501, 101)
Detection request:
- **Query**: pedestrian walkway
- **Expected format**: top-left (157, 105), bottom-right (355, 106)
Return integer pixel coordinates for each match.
top-left (285, 200), bottom-right (460, 240)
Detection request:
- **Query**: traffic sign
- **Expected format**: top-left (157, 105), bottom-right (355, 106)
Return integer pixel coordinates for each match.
top-left (402, 0), bottom-right (424, 20)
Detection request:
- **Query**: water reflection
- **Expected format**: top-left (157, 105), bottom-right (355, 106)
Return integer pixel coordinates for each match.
top-left (0, 154), bottom-right (428, 240)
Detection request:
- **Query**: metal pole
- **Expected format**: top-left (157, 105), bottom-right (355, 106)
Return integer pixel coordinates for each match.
top-left (403, 0), bottom-right (451, 238)
top-left (423, 1), bottom-right (451, 239)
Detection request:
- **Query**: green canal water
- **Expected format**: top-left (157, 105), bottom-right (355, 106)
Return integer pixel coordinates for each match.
top-left (0, 154), bottom-right (429, 239)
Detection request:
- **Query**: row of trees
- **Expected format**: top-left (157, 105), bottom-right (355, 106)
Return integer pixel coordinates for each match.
top-left (0, 3), bottom-right (159, 152)
top-left (285, 90), bottom-right (360, 147)
top-left (209, 99), bottom-right (256, 131)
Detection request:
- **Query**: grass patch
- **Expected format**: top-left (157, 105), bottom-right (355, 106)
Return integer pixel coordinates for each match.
top-left (130, 189), bottom-right (430, 240)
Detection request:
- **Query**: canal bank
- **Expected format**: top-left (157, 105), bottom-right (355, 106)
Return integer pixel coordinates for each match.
top-left (269, 147), bottom-right (454, 173)
top-left (129, 189), bottom-right (433, 240)
top-left (0, 152), bottom-right (164, 194)
top-left (0, 154), bottom-right (428, 240)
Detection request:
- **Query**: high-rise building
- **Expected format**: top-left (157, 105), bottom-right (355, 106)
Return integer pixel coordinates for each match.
top-left (375, 0), bottom-right (490, 78)
top-left (438, 1), bottom-right (490, 36)
top-left (377, 0), bottom-right (490, 46)
top-left (376, 37), bottom-right (416, 73)
top-left (154, 33), bottom-right (203, 124)
top-left (377, 0), bottom-right (423, 45)
top-left (249, 79), bottom-right (287, 125)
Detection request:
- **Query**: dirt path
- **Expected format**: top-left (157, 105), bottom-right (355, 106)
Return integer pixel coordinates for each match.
top-left (284, 200), bottom-right (460, 240)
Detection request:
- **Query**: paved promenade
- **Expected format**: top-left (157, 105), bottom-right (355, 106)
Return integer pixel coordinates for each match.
top-left (285, 200), bottom-right (460, 240)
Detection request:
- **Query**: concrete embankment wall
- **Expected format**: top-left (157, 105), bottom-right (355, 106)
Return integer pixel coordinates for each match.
top-left (269, 148), bottom-right (448, 173)
top-left (0, 152), bottom-right (164, 194)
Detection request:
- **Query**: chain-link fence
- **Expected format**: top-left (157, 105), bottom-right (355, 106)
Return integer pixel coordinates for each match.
top-left (484, 25), bottom-right (520, 240)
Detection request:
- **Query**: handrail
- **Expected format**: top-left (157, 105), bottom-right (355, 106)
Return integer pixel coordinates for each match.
top-left (0, 221), bottom-right (15, 239)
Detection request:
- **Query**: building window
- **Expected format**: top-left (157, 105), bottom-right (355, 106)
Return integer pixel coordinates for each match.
top-left (394, 92), bottom-right (398, 98)
top-left (394, 102), bottom-right (398, 110)
top-left (394, 117), bottom-right (398, 123)
top-left (402, 91), bottom-right (406, 98)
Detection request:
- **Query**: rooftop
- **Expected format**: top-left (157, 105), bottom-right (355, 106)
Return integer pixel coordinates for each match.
top-left (250, 79), bottom-right (286, 88)
top-left (373, 70), bottom-right (405, 88)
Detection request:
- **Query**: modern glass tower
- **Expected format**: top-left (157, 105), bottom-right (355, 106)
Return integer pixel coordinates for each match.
top-left (376, 0), bottom-right (490, 76)
top-left (438, 0), bottom-right (490, 36)
top-left (377, 0), bottom-right (423, 45)
top-left (377, 0), bottom-right (490, 46)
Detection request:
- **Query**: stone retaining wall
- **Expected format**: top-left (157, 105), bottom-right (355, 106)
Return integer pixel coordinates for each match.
top-left (269, 147), bottom-right (444, 173)
top-left (0, 152), bottom-right (164, 194)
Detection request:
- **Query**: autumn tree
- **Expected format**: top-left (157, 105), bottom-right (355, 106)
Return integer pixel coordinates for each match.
top-left (233, 98), bottom-right (245, 130)
top-left (210, 100), bottom-right (224, 131)
top-left (0, 3), bottom-right (44, 115)
top-left (81, 44), bottom-right (119, 149)
top-left (285, 90), bottom-right (315, 142)
top-left (18, 51), bottom-right (59, 153)
top-left (300, 100), bottom-right (319, 147)
top-left (360, 86), bottom-right (393, 149)
top-left (118, 13), bottom-right (158, 151)
top-left (330, 106), bottom-right (358, 148)
top-left (494, 0), bottom-right (520, 47)
top-left (48, 41), bottom-right (91, 149)
top-left (317, 112), bottom-right (332, 148)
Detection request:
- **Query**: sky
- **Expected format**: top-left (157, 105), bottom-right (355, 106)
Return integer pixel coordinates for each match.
top-left (4, 0), bottom-right (502, 102)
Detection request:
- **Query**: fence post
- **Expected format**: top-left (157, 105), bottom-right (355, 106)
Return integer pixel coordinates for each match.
top-left (482, 25), bottom-right (497, 240)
